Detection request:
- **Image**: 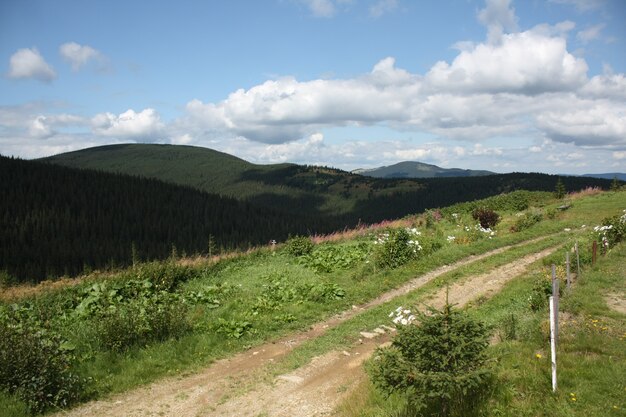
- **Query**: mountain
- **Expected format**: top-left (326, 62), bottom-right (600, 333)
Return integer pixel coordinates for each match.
top-left (352, 161), bottom-right (494, 178)
top-left (581, 173), bottom-right (626, 181)
top-left (41, 143), bottom-right (614, 225)
top-left (1, 155), bottom-right (336, 283)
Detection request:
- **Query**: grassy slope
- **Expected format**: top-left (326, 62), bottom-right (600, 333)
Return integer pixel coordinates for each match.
top-left (337, 191), bottom-right (626, 417)
top-left (1, 189), bottom-right (623, 416)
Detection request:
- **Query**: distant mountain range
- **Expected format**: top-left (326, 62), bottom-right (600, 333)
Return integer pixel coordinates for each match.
top-left (581, 173), bottom-right (626, 181)
top-left (352, 161), bottom-right (494, 178)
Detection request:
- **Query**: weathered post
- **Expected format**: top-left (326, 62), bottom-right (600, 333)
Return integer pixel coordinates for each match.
top-left (575, 242), bottom-right (580, 278)
top-left (566, 252), bottom-right (571, 289)
top-left (592, 240), bottom-right (597, 265)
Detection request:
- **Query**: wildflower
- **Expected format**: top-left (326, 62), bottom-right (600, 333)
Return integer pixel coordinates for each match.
top-left (447, 236), bottom-right (456, 242)
top-left (535, 353), bottom-right (542, 359)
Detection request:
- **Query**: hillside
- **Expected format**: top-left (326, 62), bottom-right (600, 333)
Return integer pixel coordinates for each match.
top-left (42, 144), bottom-right (614, 222)
top-left (353, 160), bottom-right (494, 178)
top-left (0, 155), bottom-right (335, 283)
top-left (1, 189), bottom-right (624, 417)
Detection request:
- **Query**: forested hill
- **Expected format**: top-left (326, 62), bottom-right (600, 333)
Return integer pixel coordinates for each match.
top-left (4, 146), bottom-right (615, 283)
top-left (0, 156), bottom-right (335, 283)
top-left (42, 144), bottom-right (614, 220)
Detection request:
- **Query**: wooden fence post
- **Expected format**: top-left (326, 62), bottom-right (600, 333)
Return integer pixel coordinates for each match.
top-left (575, 242), bottom-right (580, 278)
top-left (566, 252), bottom-right (571, 289)
top-left (592, 240), bottom-right (597, 265)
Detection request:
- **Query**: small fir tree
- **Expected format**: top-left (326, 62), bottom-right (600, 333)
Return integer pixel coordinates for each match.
top-left (555, 178), bottom-right (566, 199)
top-left (368, 299), bottom-right (492, 417)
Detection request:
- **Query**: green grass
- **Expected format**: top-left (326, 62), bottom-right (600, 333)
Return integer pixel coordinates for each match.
top-left (337, 213), bottom-right (626, 416)
top-left (1, 190), bottom-right (623, 416)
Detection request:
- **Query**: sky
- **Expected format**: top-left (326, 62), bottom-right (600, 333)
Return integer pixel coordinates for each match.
top-left (1, 0), bottom-right (625, 174)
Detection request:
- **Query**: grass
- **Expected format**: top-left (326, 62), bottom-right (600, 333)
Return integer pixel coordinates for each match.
top-left (337, 224), bottom-right (625, 417)
top-left (1, 190), bottom-right (624, 416)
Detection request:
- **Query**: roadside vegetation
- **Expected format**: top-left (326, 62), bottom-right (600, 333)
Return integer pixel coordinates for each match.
top-left (0, 187), bottom-right (624, 416)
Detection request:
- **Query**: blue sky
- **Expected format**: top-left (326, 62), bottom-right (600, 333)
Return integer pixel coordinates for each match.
top-left (1, 0), bottom-right (625, 174)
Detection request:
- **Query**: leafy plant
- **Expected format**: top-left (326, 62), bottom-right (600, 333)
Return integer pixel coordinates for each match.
top-left (368, 302), bottom-right (492, 417)
top-left (0, 306), bottom-right (85, 413)
top-left (300, 243), bottom-right (370, 273)
top-left (215, 318), bottom-right (252, 339)
top-left (472, 207), bottom-right (500, 229)
top-left (511, 211), bottom-right (543, 232)
top-left (285, 236), bottom-right (314, 257)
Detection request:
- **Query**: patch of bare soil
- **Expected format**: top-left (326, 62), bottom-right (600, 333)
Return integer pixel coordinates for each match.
top-left (605, 292), bottom-right (626, 314)
top-left (56, 238), bottom-right (556, 417)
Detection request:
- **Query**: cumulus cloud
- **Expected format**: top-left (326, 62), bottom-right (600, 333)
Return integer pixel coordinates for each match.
top-left (425, 31), bottom-right (588, 94)
top-left (91, 109), bottom-right (164, 139)
top-left (536, 102), bottom-right (626, 147)
top-left (59, 42), bottom-right (103, 71)
top-left (477, 0), bottom-right (518, 44)
top-left (7, 48), bottom-right (56, 82)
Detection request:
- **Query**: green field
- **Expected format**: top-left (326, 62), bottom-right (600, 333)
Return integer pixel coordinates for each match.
top-left (1, 188), bottom-right (624, 416)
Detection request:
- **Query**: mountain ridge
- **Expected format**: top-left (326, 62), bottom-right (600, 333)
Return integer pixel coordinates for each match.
top-left (352, 161), bottom-right (494, 178)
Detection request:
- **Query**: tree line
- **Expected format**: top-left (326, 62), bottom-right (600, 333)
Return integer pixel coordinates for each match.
top-left (1, 155), bottom-right (613, 284)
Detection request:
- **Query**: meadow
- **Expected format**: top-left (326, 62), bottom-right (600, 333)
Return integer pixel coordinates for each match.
top-left (1, 188), bottom-right (624, 416)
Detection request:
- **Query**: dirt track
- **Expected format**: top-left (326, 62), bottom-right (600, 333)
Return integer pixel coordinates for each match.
top-left (57, 240), bottom-right (558, 417)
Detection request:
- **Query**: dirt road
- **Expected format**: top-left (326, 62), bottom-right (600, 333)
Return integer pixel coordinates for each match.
top-left (57, 240), bottom-right (558, 417)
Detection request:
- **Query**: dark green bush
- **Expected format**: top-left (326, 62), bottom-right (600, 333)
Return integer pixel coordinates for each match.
top-left (133, 261), bottom-right (197, 291)
top-left (472, 207), bottom-right (500, 229)
top-left (94, 294), bottom-right (189, 352)
top-left (511, 211), bottom-right (543, 232)
top-left (368, 303), bottom-right (492, 416)
top-left (284, 236), bottom-right (314, 257)
top-left (0, 306), bottom-right (84, 413)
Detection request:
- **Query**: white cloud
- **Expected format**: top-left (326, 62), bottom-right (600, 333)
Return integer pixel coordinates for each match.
top-left (369, 0), bottom-right (398, 18)
top-left (7, 48), bottom-right (56, 82)
top-left (91, 109), bottom-right (164, 139)
top-left (536, 101), bottom-right (626, 147)
top-left (477, 0), bottom-right (518, 44)
top-left (59, 42), bottom-right (102, 71)
top-left (425, 31), bottom-right (588, 94)
top-left (576, 24), bottom-right (605, 44)
top-left (612, 151), bottom-right (626, 160)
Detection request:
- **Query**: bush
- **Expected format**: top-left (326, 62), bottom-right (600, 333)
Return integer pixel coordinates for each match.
top-left (472, 207), bottom-right (500, 229)
top-left (284, 236), bottom-right (314, 257)
top-left (374, 228), bottom-right (422, 269)
top-left (0, 306), bottom-right (84, 413)
top-left (368, 302), bottom-right (492, 417)
top-left (133, 261), bottom-right (196, 292)
top-left (94, 294), bottom-right (189, 352)
top-left (511, 211), bottom-right (543, 232)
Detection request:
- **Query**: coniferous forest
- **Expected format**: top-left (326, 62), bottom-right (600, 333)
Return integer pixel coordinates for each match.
top-left (0, 153), bottom-right (614, 284)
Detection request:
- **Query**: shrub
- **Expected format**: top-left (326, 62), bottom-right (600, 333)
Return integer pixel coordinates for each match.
top-left (511, 211), bottom-right (543, 232)
top-left (285, 236), bottom-right (314, 257)
top-left (596, 210), bottom-right (626, 248)
top-left (374, 228), bottom-right (422, 269)
top-left (0, 306), bottom-right (84, 413)
top-left (368, 302), bottom-right (492, 416)
top-left (472, 207), bottom-right (500, 229)
top-left (94, 294), bottom-right (189, 352)
top-left (134, 261), bottom-right (196, 292)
